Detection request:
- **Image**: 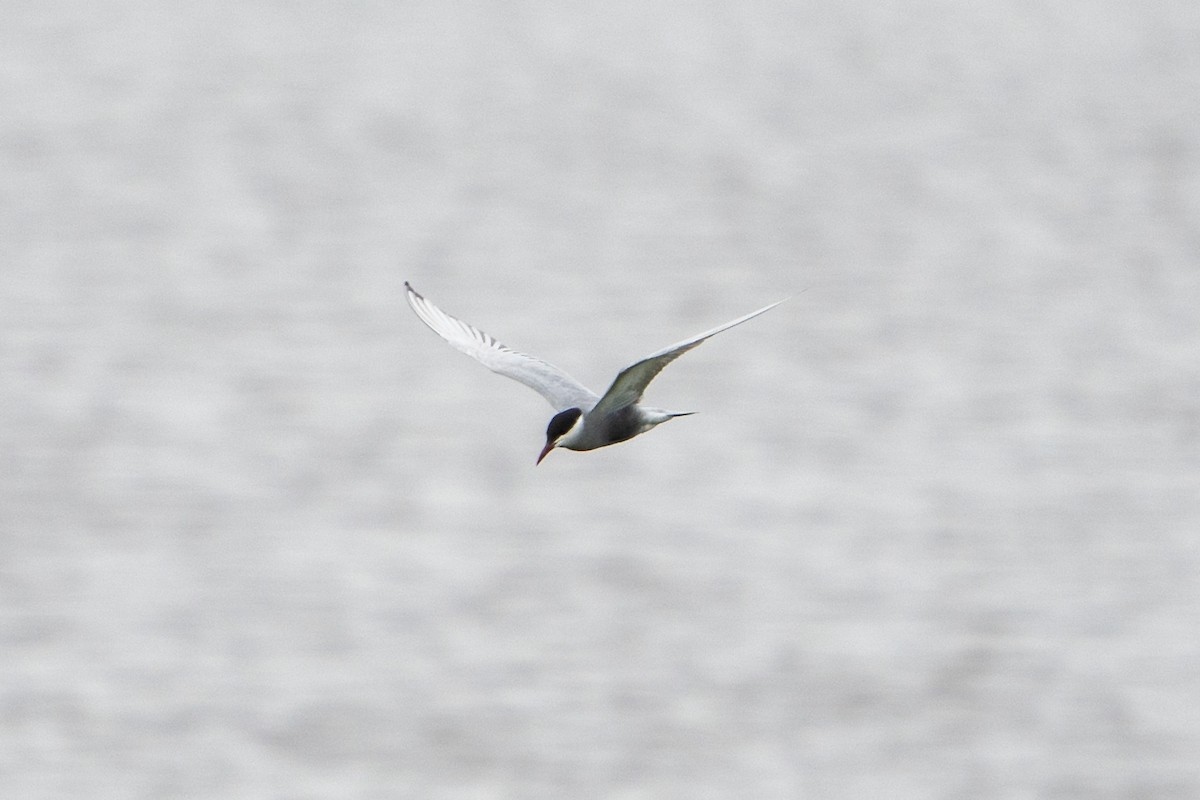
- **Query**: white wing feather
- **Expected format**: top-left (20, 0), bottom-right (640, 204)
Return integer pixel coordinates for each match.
top-left (587, 299), bottom-right (785, 420)
top-left (405, 282), bottom-right (599, 411)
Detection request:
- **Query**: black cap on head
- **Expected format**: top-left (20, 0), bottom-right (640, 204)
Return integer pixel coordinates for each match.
top-left (546, 407), bottom-right (583, 441)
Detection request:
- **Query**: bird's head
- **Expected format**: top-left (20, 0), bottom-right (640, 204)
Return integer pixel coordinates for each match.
top-left (537, 407), bottom-right (584, 464)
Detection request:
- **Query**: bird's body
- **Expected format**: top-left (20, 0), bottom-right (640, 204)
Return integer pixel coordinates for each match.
top-left (404, 282), bottom-right (783, 463)
top-left (553, 403), bottom-right (686, 452)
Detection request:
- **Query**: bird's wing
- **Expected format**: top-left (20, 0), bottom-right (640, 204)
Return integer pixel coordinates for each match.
top-left (587, 299), bottom-right (785, 420)
top-left (405, 282), bottom-right (599, 411)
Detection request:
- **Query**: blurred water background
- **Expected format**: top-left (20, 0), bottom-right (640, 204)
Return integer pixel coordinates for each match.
top-left (3, 2), bottom-right (1199, 798)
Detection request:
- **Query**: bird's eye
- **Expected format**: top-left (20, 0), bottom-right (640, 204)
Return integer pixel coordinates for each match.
top-left (546, 408), bottom-right (582, 439)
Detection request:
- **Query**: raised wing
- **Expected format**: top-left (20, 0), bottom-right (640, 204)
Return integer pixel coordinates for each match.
top-left (587, 298), bottom-right (785, 420)
top-left (405, 282), bottom-right (599, 411)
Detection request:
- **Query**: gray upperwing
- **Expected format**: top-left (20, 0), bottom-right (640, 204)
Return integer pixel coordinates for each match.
top-left (587, 298), bottom-right (785, 420)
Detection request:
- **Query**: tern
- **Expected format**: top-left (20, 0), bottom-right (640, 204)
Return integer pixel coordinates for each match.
top-left (404, 282), bottom-right (784, 464)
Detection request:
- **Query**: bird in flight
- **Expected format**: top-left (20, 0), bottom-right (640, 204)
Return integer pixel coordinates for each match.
top-left (404, 282), bottom-right (784, 463)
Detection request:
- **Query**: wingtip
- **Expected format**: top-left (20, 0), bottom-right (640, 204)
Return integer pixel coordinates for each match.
top-left (772, 291), bottom-right (798, 307)
top-left (754, 294), bottom-right (793, 316)
top-left (766, 286), bottom-right (812, 308)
